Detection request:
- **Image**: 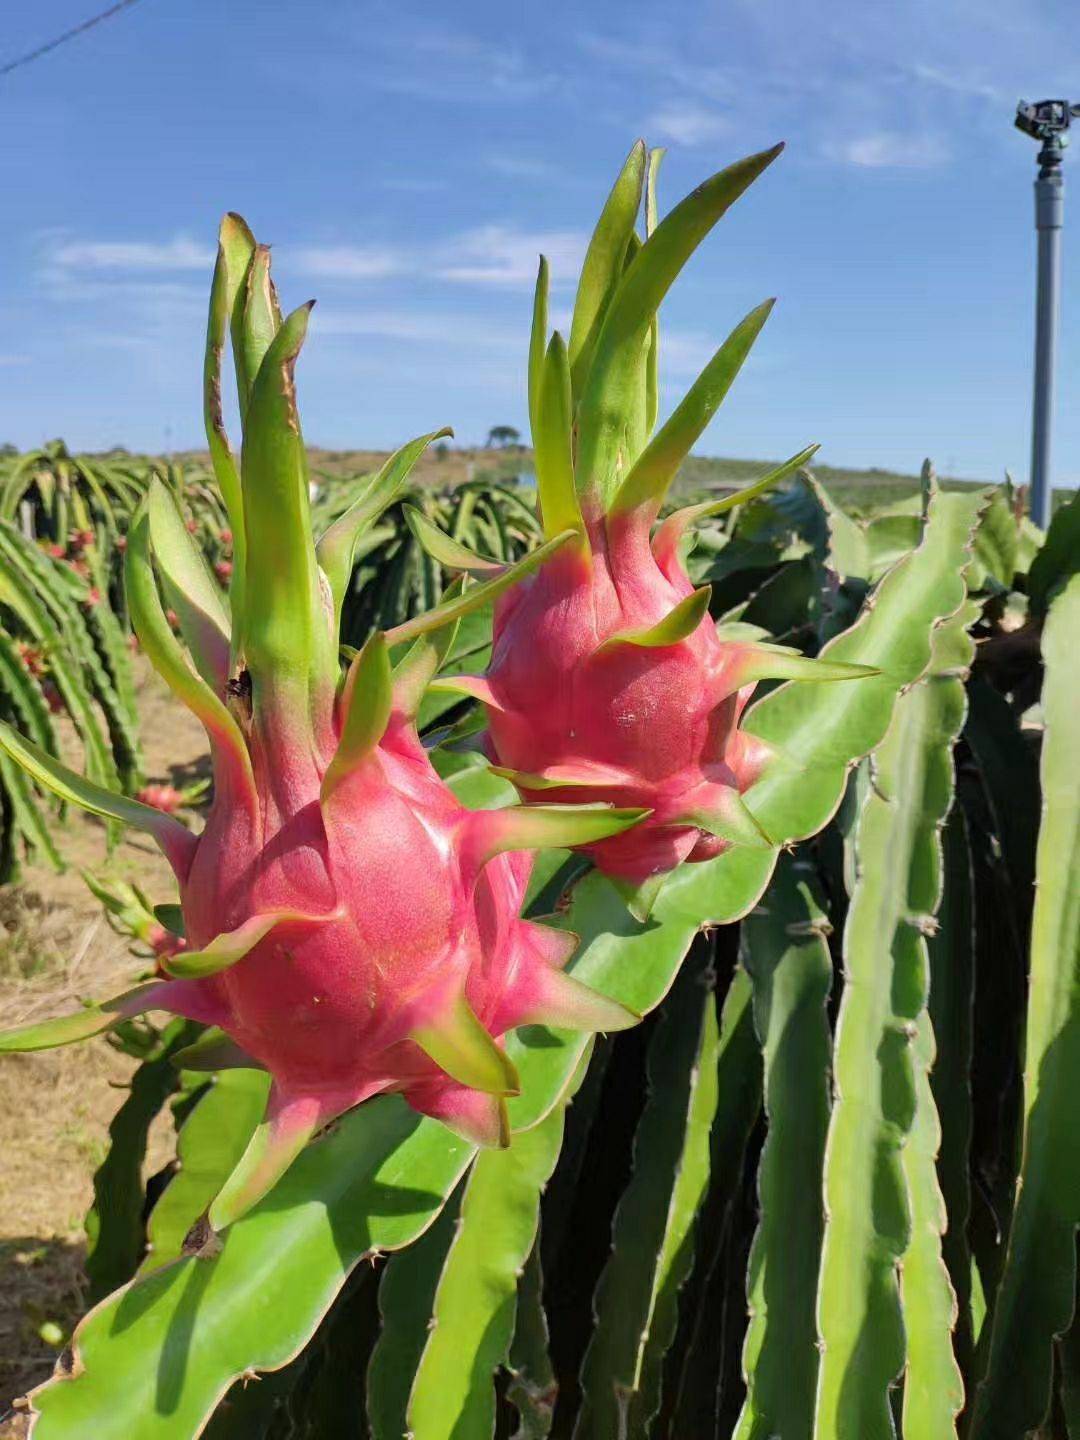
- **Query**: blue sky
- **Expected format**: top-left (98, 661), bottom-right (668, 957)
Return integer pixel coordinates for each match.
top-left (2, 0), bottom-right (1079, 483)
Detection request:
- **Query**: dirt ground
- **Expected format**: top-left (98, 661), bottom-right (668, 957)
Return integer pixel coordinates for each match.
top-left (0, 664), bottom-right (208, 1415)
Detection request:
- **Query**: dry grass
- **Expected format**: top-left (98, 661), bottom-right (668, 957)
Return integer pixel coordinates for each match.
top-left (0, 664), bottom-right (207, 1415)
top-left (171, 442), bottom-right (529, 493)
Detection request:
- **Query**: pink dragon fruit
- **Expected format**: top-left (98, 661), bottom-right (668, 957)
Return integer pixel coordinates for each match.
top-left (0, 215), bottom-right (640, 1231)
top-left (414, 143), bottom-right (872, 915)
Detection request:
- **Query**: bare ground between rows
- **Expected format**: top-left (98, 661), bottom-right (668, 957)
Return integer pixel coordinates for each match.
top-left (0, 663), bottom-right (208, 1415)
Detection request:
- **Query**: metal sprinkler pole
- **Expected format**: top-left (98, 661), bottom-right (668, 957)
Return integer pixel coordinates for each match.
top-left (1030, 137), bottom-right (1064, 530)
top-left (1016, 99), bottom-right (1080, 530)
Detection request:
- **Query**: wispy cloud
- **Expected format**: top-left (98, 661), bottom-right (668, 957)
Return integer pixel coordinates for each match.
top-left (908, 63), bottom-right (1005, 104)
top-left (647, 102), bottom-right (730, 147)
top-left (484, 154), bottom-right (565, 180)
top-left (659, 328), bottom-right (779, 383)
top-left (36, 272), bottom-right (206, 309)
top-left (42, 225), bottom-right (587, 294)
top-left (659, 331), bottom-right (716, 380)
top-left (576, 23), bottom-right (979, 177)
top-left (294, 245), bottom-right (403, 280)
top-left (46, 236), bottom-right (214, 271)
top-left (313, 308), bottom-right (519, 350)
top-left (374, 27), bottom-right (560, 102)
top-left (436, 227), bottom-right (587, 287)
top-left (380, 177), bottom-right (449, 194)
top-left (577, 33), bottom-right (740, 102)
top-left (824, 131), bottom-right (950, 169)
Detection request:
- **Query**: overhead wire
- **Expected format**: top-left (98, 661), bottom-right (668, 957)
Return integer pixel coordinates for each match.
top-left (1, 0), bottom-right (147, 79)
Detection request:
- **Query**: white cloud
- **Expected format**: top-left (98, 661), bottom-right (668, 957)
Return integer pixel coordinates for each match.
top-left (38, 224), bottom-right (589, 302)
top-left (313, 311), bottom-right (444, 341)
top-left (47, 236), bottom-right (214, 271)
top-left (294, 245), bottom-right (403, 280)
top-left (376, 28), bottom-right (559, 102)
top-left (659, 328), bottom-right (779, 382)
top-left (437, 226), bottom-right (587, 287)
top-left (43, 232), bottom-right (402, 289)
top-left (909, 63), bottom-right (1005, 103)
top-left (577, 33), bottom-right (740, 102)
top-left (824, 131), bottom-right (950, 169)
top-left (660, 331), bottom-right (718, 380)
top-left (485, 154), bottom-right (564, 180)
top-left (647, 101), bottom-right (731, 147)
top-left (380, 177), bottom-right (449, 194)
top-left (312, 309), bottom-right (518, 350)
top-left (302, 228), bottom-right (587, 290)
top-left (36, 271), bottom-right (205, 308)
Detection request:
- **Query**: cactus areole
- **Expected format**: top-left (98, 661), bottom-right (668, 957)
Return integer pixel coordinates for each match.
top-left (416, 142), bottom-right (871, 915)
top-left (0, 215), bottom-right (641, 1231)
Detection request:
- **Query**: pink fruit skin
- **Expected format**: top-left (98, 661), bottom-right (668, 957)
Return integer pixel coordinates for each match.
top-left (485, 506), bottom-right (770, 885)
top-left (162, 702), bottom-right (570, 1141)
top-left (137, 783), bottom-right (184, 815)
top-left (148, 923), bottom-right (185, 961)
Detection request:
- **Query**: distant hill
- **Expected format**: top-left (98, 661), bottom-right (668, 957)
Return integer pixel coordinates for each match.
top-left (117, 442), bottom-right (1004, 512)
top-left (674, 454), bottom-right (991, 510)
top-left (304, 446), bottom-right (992, 512)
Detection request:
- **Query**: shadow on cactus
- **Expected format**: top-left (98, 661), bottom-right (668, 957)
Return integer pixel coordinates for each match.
top-left (0, 215), bottom-right (647, 1236)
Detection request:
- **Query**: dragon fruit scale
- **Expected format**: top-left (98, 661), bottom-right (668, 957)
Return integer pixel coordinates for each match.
top-left (0, 215), bottom-right (643, 1231)
top-left (413, 142), bottom-right (874, 915)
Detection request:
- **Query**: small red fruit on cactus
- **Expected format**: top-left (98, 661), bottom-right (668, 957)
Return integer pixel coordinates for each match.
top-left (0, 216), bottom-right (639, 1232)
top-left (220, 527), bottom-right (233, 545)
top-left (115, 535), bottom-right (128, 552)
top-left (416, 143), bottom-right (871, 915)
top-left (214, 558), bottom-right (233, 583)
top-left (137, 783), bottom-right (184, 815)
top-left (14, 642), bottom-right (46, 679)
top-left (83, 585), bottom-right (102, 607)
top-left (46, 543), bottom-right (66, 560)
